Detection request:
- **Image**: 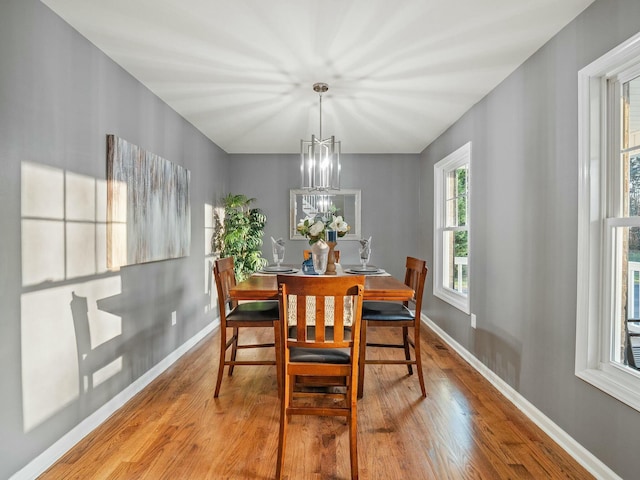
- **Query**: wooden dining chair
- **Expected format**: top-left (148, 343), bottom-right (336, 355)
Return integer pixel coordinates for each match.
top-left (275, 275), bottom-right (365, 480)
top-left (357, 256), bottom-right (428, 398)
top-left (213, 257), bottom-right (281, 397)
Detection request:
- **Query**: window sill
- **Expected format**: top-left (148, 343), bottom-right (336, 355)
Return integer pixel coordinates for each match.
top-left (434, 287), bottom-right (470, 314)
top-left (576, 363), bottom-right (640, 413)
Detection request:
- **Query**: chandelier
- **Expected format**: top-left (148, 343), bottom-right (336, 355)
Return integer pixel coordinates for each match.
top-left (300, 82), bottom-right (341, 191)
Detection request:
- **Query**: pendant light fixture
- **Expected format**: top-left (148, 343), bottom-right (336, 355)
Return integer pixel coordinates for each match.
top-left (300, 82), bottom-right (341, 191)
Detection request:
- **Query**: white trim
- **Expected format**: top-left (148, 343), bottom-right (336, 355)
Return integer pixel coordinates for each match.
top-left (576, 30), bottom-right (640, 412)
top-left (422, 314), bottom-right (621, 480)
top-left (433, 142), bottom-right (471, 314)
top-left (10, 321), bottom-right (218, 480)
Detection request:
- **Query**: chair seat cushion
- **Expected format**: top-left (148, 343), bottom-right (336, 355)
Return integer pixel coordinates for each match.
top-left (227, 300), bottom-right (279, 322)
top-left (362, 301), bottom-right (414, 321)
top-left (290, 347), bottom-right (350, 364)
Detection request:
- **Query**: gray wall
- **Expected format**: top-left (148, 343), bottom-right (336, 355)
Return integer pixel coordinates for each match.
top-left (4, 0), bottom-right (640, 478)
top-left (0, 1), bottom-right (227, 478)
top-left (228, 153), bottom-right (421, 280)
top-left (419, 1), bottom-right (640, 478)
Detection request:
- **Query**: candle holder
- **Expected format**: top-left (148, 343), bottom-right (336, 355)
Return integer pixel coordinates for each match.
top-left (326, 241), bottom-right (337, 275)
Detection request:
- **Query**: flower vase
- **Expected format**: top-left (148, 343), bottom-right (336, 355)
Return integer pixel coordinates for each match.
top-left (326, 241), bottom-right (337, 275)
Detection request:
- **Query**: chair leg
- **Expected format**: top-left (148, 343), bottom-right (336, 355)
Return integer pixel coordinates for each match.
top-left (274, 320), bottom-right (282, 398)
top-left (348, 397), bottom-right (359, 480)
top-left (403, 326), bottom-right (413, 375)
top-left (214, 326), bottom-right (228, 398)
top-left (357, 320), bottom-right (367, 399)
top-left (275, 371), bottom-right (290, 479)
top-left (228, 326), bottom-right (239, 376)
top-left (413, 323), bottom-right (426, 398)
top-left (287, 374), bottom-right (294, 421)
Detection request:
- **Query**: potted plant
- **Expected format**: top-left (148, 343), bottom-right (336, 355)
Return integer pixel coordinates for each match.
top-left (214, 193), bottom-right (268, 281)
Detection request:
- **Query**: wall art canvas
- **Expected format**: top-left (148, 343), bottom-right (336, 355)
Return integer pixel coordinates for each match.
top-left (107, 135), bottom-right (191, 269)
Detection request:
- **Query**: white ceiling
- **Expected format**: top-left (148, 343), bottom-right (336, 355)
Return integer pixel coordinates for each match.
top-left (41, 0), bottom-right (594, 154)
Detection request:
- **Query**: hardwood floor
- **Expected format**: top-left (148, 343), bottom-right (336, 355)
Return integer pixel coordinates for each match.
top-left (39, 325), bottom-right (594, 479)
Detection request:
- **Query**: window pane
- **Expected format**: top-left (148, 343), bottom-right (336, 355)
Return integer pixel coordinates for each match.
top-left (445, 166), bottom-right (468, 227)
top-left (443, 230), bottom-right (468, 294)
top-left (456, 166), bottom-right (468, 196)
top-left (446, 197), bottom-right (457, 227)
top-left (457, 195), bottom-right (467, 227)
top-left (629, 154), bottom-right (640, 217)
top-left (457, 166), bottom-right (468, 226)
top-left (624, 75), bottom-right (640, 150)
top-left (616, 226), bottom-right (640, 368)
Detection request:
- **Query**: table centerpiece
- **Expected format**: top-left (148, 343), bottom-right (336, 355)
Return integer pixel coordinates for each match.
top-left (296, 208), bottom-right (350, 274)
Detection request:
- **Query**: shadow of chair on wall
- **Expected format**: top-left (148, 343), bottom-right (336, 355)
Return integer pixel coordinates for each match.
top-left (473, 327), bottom-right (523, 390)
top-left (70, 291), bottom-right (130, 398)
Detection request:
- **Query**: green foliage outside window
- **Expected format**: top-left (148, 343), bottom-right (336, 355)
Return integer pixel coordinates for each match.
top-left (215, 193), bottom-right (268, 281)
top-left (455, 166), bottom-right (468, 258)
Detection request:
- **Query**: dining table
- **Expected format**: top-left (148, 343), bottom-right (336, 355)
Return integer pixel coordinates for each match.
top-left (229, 265), bottom-right (414, 302)
top-left (229, 263), bottom-right (414, 399)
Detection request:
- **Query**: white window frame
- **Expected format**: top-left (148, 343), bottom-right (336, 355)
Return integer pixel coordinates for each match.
top-left (433, 142), bottom-right (471, 314)
top-left (576, 31), bottom-right (640, 412)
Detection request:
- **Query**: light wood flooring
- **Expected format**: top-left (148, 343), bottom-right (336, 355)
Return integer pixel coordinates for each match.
top-left (39, 325), bottom-right (594, 479)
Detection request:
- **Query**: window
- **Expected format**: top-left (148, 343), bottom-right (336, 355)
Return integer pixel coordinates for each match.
top-left (576, 31), bottom-right (640, 412)
top-left (434, 142), bottom-right (471, 314)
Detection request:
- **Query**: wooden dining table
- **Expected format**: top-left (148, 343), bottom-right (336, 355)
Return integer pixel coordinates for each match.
top-left (228, 265), bottom-right (413, 399)
top-left (230, 266), bottom-right (414, 302)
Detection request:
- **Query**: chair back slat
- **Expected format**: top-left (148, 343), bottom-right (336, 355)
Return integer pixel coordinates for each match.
top-left (315, 296), bottom-right (326, 342)
top-left (214, 257), bottom-right (239, 314)
top-left (333, 296), bottom-right (345, 343)
top-left (295, 296), bottom-right (306, 341)
top-left (404, 257), bottom-right (427, 312)
top-left (277, 276), bottom-right (364, 351)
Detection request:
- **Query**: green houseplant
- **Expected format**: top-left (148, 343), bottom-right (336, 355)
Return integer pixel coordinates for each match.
top-left (214, 193), bottom-right (268, 281)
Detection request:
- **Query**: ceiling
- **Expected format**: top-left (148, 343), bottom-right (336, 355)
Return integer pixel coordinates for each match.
top-left (41, 0), bottom-right (595, 154)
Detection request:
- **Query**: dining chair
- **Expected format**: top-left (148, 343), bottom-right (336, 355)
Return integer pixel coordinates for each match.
top-left (626, 318), bottom-right (640, 369)
top-left (213, 257), bottom-right (281, 398)
top-left (275, 274), bottom-right (365, 480)
top-left (357, 256), bottom-right (428, 398)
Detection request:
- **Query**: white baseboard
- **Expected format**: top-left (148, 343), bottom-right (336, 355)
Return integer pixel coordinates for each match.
top-left (421, 315), bottom-right (620, 480)
top-left (10, 321), bottom-right (218, 480)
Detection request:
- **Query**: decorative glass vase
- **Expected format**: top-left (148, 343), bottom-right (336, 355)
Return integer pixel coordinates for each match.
top-left (311, 240), bottom-right (329, 275)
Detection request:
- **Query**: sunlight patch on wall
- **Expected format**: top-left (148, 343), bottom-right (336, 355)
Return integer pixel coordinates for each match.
top-left (91, 357), bottom-right (123, 390)
top-left (21, 162), bottom-right (64, 219)
top-left (204, 257), bottom-right (215, 314)
top-left (66, 223), bottom-right (97, 278)
top-left (21, 276), bottom-right (122, 432)
top-left (20, 161), bottom-right (124, 432)
top-left (21, 285), bottom-right (77, 432)
top-left (204, 203), bottom-right (217, 313)
top-left (22, 219), bottom-right (65, 285)
top-left (205, 203), bottom-right (215, 256)
top-left (21, 162), bottom-right (109, 286)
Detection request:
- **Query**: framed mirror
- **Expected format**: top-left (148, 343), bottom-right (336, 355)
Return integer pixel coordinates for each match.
top-left (290, 189), bottom-right (361, 240)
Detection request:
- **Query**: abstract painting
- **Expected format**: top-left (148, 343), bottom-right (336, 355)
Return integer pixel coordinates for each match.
top-left (107, 135), bottom-right (191, 269)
